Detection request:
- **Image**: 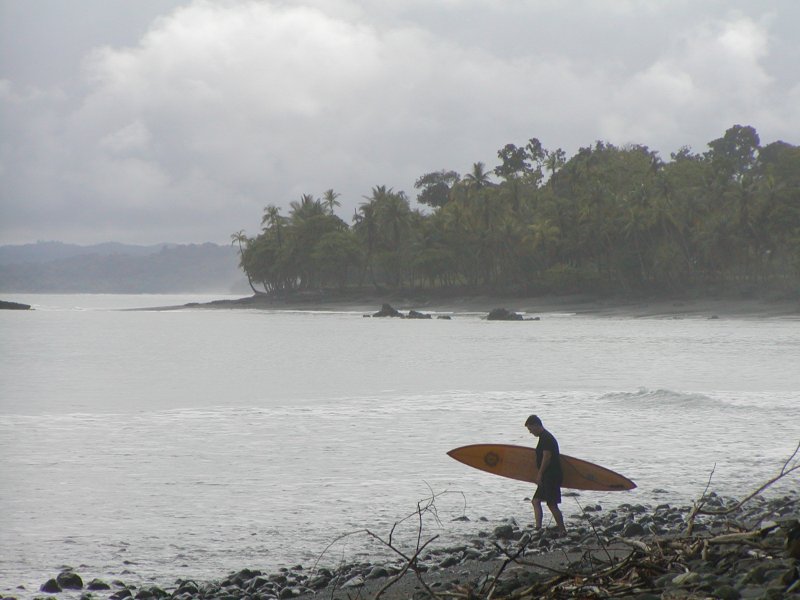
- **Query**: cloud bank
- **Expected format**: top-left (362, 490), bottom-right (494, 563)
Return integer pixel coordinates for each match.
top-left (1, 0), bottom-right (798, 244)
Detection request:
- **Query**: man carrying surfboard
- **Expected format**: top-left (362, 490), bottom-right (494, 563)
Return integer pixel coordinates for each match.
top-left (525, 415), bottom-right (567, 535)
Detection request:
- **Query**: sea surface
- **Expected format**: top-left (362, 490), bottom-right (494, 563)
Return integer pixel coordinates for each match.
top-left (1, 294), bottom-right (799, 597)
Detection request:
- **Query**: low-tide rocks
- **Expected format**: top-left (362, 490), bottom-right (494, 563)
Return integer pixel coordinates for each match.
top-left (15, 492), bottom-right (799, 600)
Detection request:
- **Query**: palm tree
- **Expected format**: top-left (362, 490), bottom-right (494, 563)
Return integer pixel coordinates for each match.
top-left (230, 230), bottom-right (262, 294)
top-left (289, 193), bottom-right (326, 223)
top-left (322, 189), bottom-right (341, 215)
top-left (261, 204), bottom-right (287, 247)
top-left (463, 162), bottom-right (492, 190)
top-left (375, 191), bottom-right (412, 251)
top-left (353, 201), bottom-right (380, 288)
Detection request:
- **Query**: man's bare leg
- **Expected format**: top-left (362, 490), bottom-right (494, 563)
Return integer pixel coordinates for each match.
top-left (532, 499), bottom-right (543, 529)
top-left (547, 501), bottom-right (567, 534)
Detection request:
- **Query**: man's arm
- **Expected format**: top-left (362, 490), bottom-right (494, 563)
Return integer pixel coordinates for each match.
top-left (536, 450), bottom-right (552, 484)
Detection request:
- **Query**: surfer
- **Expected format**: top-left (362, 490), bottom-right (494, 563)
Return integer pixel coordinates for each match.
top-left (525, 414), bottom-right (567, 535)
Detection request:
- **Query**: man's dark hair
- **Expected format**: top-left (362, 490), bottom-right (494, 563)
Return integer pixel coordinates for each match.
top-left (525, 414), bottom-right (542, 427)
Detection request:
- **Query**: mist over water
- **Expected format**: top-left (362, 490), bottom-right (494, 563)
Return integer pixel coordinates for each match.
top-left (1, 295), bottom-right (798, 597)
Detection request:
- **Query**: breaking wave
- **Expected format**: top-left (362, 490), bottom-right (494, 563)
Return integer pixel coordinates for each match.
top-left (598, 388), bottom-right (741, 411)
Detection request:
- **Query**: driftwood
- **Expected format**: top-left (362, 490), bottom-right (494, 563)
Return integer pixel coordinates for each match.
top-left (686, 439), bottom-right (800, 535)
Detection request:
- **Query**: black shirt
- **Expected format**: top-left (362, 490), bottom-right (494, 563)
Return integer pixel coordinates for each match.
top-left (535, 429), bottom-right (563, 477)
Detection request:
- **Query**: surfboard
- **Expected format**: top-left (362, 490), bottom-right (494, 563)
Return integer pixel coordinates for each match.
top-left (447, 444), bottom-right (636, 491)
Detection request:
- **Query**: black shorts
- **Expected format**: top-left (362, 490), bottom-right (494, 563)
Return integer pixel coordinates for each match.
top-left (533, 471), bottom-right (562, 504)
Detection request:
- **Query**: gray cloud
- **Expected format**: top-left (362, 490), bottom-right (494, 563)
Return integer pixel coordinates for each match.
top-left (1, 0), bottom-right (798, 244)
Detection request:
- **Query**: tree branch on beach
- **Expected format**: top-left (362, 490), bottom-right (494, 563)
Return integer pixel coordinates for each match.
top-left (686, 439), bottom-right (800, 535)
top-left (312, 489), bottom-right (467, 600)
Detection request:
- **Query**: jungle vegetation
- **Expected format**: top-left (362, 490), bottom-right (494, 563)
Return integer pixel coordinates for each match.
top-left (232, 125), bottom-right (800, 297)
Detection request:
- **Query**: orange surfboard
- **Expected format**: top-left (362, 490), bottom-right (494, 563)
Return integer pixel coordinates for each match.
top-left (447, 444), bottom-right (636, 491)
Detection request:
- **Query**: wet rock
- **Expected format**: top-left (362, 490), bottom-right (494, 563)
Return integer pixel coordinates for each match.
top-left (133, 587), bottom-right (168, 600)
top-left (341, 575), bottom-right (364, 588)
top-left (407, 310), bottom-right (432, 319)
top-left (372, 304), bottom-right (403, 318)
top-left (56, 571), bottom-right (83, 590)
top-left (366, 566), bottom-right (389, 580)
top-left (713, 584), bottom-right (741, 600)
top-left (439, 555), bottom-right (460, 568)
top-left (86, 579), bottom-right (110, 591)
top-left (738, 586), bottom-right (768, 599)
top-left (39, 579), bottom-right (61, 594)
top-left (623, 522), bottom-right (646, 537)
top-left (306, 575), bottom-right (330, 590)
top-left (486, 308), bottom-right (523, 321)
top-left (492, 524), bottom-right (515, 539)
top-left (672, 571), bottom-right (700, 586)
top-left (786, 520), bottom-right (800, 559)
top-left (247, 576), bottom-right (272, 592)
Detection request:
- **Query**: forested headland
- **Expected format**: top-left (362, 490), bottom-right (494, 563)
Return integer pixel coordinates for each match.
top-left (233, 125), bottom-right (800, 300)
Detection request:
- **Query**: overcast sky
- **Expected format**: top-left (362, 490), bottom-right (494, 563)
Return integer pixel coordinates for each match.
top-left (1, 0), bottom-right (799, 246)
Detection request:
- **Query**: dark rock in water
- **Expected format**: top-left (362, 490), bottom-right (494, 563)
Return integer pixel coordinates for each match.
top-left (40, 579), bottom-right (61, 593)
top-left (487, 308), bottom-right (523, 321)
top-left (372, 303), bottom-right (404, 318)
top-left (87, 579), bottom-right (111, 591)
top-left (407, 309), bottom-right (432, 319)
top-left (0, 300), bottom-right (31, 310)
top-left (437, 315), bottom-right (452, 320)
top-left (56, 571), bottom-right (83, 590)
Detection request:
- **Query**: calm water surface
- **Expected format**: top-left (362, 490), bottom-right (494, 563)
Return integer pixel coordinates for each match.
top-left (1, 294), bottom-right (798, 597)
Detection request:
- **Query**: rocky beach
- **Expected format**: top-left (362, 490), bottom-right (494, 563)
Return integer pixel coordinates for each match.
top-left (15, 487), bottom-right (800, 600)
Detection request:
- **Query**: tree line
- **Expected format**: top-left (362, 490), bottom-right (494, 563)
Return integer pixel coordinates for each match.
top-left (232, 125), bottom-right (800, 296)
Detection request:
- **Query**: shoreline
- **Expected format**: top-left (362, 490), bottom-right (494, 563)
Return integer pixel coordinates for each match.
top-left (163, 290), bottom-right (800, 319)
top-left (22, 490), bottom-right (799, 600)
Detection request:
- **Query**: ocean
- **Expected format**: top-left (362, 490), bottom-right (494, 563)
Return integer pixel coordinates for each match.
top-left (1, 294), bottom-right (798, 597)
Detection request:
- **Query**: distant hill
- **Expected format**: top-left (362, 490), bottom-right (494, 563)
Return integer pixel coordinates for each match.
top-left (0, 242), bottom-right (249, 293)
